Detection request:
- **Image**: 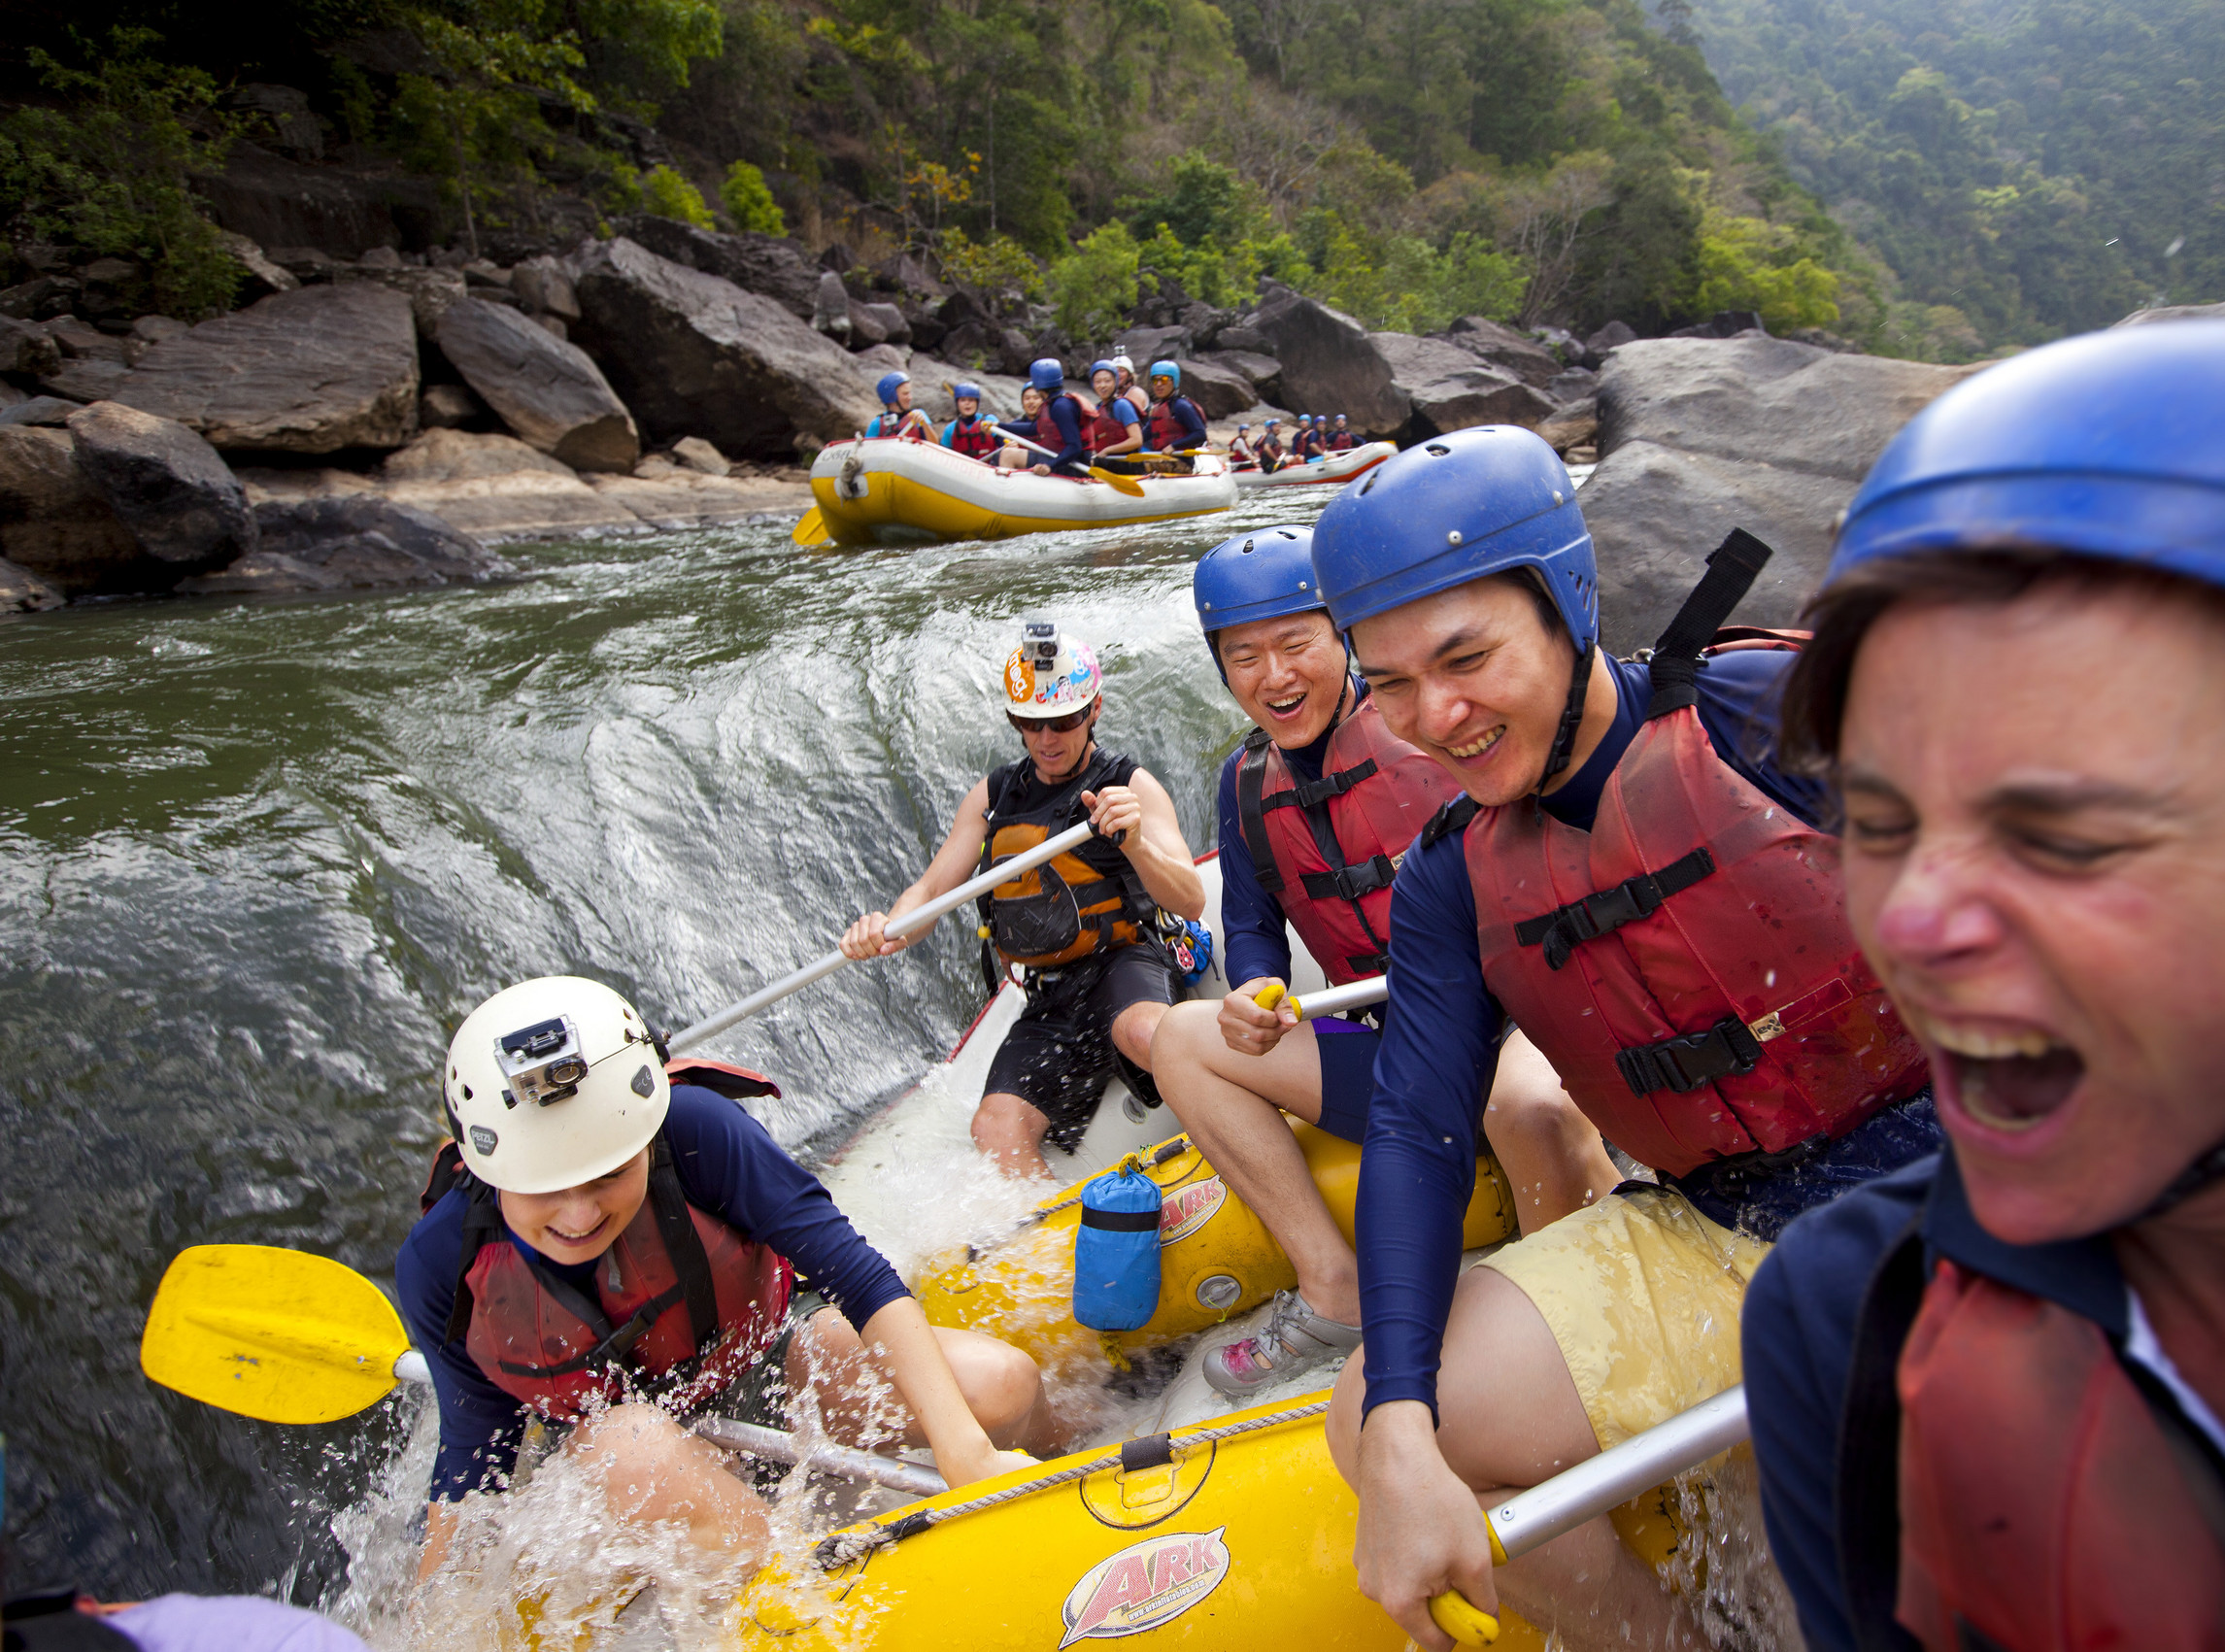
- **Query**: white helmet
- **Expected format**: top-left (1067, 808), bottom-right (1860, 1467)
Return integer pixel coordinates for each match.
top-left (1004, 616), bottom-right (1102, 721)
top-left (443, 976), bottom-right (668, 1195)
top-left (1111, 354), bottom-right (1135, 377)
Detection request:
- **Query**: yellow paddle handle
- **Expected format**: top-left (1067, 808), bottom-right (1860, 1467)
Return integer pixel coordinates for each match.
top-left (1252, 981), bottom-right (1305, 1021)
top-left (1429, 1592), bottom-right (1500, 1646)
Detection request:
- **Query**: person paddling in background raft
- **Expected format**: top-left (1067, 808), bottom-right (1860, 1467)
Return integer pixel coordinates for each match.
top-left (1012, 358), bottom-right (1090, 478)
top-left (1293, 415), bottom-right (1324, 463)
top-left (398, 977), bottom-right (1052, 1588)
top-left (1111, 353), bottom-right (1150, 419)
top-left (940, 382), bottom-right (1000, 461)
top-left (1142, 360), bottom-right (1208, 471)
top-left (1152, 526), bottom-right (1618, 1398)
top-left (1227, 423), bottom-right (1257, 471)
top-left (1310, 427), bottom-right (1944, 1652)
top-left (1738, 321), bottom-right (2225, 1650)
top-left (1255, 418), bottom-right (1288, 474)
top-left (841, 622), bottom-right (1205, 1181)
top-left (1084, 359), bottom-right (1147, 475)
top-left (1328, 414), bottom-right (1356, 453)
top-left (863, 370), bottom-right (934, 441)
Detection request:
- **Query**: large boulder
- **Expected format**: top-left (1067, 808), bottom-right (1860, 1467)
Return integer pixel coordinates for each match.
top-left (1371, 333), bottom-right (1556, 442)
top-left (373, 428), bottom-right (638, 539)
top-left (331, 264), bottom-right (467, 333)
top-left (248, 492), bottom-right (513, 587)
top-left (1175, 356), bottom-right (1255, 421)
top-left (0, 424), bottom-right (159, 595)
top-left (0, 556), bottom-right (63, 612)
top-left (511, 255), bottom-right (582, 322)
top-left (1581, 337), bottom-right (1980, 651)
top-left (569, 238), bottom-right (882, 458)
top-left (612, 216), bottom-right (823, 320)
top-left (0, 316), bottom-right (62, 380)
top-left (64, 400), bottom-right (257, 564)
top-left (114, 285), bottom-right (421, 453)
top-left (1115, 325), bottom-right (1192, 367)
top-left (1247, 286), bottom-right (1406, 435)
top-left (1445, 318), bottom-right (1563, 388)
top-left (436, 297), bottom-right (639, 473)
top-left (1197, 349), bottom-right (1283, 405)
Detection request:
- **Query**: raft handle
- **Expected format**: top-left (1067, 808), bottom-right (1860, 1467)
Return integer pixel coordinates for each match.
top-left (1119, 1433), bottom-right (1175, 1473)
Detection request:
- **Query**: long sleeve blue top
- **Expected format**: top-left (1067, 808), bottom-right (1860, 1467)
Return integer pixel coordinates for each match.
top-left (995, 395), bottom-right (1088, 474)
top-left (1146, 395), bottom-right (1209, 452)
top-left (395, 1085), bottom-right (911, 1500)
top-left (1356, 650), bottom-right (1834, 1421)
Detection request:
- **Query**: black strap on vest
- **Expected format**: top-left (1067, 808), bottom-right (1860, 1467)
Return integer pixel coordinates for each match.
top-left (1235, 714), bottom-right (1396, 975)
top-left (1235, 729), bottom-right (1285, 895)
top-left (1644, 529), bottom-right (1775, 720)
top-left (1514, 846), bottom-right (1716, 970)
top-left (644, 1136), bottom-right (721, 1354)
top-left (1418, 793), bottom-right (1481, 852)
top-left (1616, 1011), bottom-right (1764, 1097)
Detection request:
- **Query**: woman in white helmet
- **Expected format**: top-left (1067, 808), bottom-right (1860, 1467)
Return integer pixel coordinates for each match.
top-left (395, 976), bottom-right (1051, 1584)
top-left (841, 620), bottom-right (1206, 1180)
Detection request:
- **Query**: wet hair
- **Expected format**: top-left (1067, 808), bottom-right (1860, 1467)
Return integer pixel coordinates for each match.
top-left (1780, 548), bottom-right (2225, 771)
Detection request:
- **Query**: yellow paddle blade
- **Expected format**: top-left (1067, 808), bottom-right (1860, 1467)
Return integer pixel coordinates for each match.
top-left (791, 505), bottom-right (832, 546)
top-left (141, 1244), bottom-right (414, 1425)
top-left (1089, 466), bottom-right (1147, 497)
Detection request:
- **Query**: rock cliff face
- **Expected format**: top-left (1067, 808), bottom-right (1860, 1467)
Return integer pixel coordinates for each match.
top-left (1578, 337), bottom-right (1980, 651)
top-left (64, 401), bottom-right (258, 565)
top-left (569, 238), bottom-right (881, 458)
top-left (436, 298), bottom-right (640, 473)
top-left (113, 285), bottom-right (421, 454)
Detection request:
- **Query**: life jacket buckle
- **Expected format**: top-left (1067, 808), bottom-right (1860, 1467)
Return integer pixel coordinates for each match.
top-left (1616, 1013), bottom-right (1766, 1096)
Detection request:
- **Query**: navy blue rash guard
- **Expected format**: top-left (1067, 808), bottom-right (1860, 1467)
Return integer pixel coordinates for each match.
top-left (395, 1085), bottom-right (910, 1500)
top-left (995, 395), bottom-right (1088, 475)
top-left (1356, 650), bottom-right (1841, 1422)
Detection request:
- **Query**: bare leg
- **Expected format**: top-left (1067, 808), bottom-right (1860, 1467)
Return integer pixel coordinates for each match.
top-left (972, 1090), bottom-right (1054, 1181)
top-left (788, 1308), bottom-right (1061, 1456)
top-left (1485, 1030), bottom-right (1619, 1236)
top-left (1150, 1001), bottom-right (1357, 1322)
top-left (1326, 1267), bottom-right (1706, 1651)
top-left (1109, 997), bottom-right (1168, 1070)
top-left (567, 1401), bottom-right (772, 1567)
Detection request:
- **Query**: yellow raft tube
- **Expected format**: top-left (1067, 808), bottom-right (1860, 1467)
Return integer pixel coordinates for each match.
top-left (804, 437), bottom-right (1237, 547)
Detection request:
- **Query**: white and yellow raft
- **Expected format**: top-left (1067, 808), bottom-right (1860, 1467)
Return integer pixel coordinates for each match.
top-left (1230, 441), bottom-right (1397, 490)
top-left (802, 438), bottom-right (1237, 547)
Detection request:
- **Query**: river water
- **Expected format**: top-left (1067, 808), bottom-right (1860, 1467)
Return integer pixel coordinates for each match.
top-left (0, 496), bottom-right (1320, 1605)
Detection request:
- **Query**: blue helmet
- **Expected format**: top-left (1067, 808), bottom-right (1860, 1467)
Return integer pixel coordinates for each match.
top-left (1310, 424), bottom-right (1596, 651)
top-left (1028, 358), bottom-right (1065, 391)
top-left (1827, 320), bottom-right (2225, 591)
top-left (953, 381), bottom-right (984, 404)
top-left (1194, 525), bottom-right (1327, 680)
top-left (1089, 358), bottom-right (1117, 381)
top-left (874, 370), bottom-right (910, 407)
top-left (1150, 359), bottom-right (1180, 389)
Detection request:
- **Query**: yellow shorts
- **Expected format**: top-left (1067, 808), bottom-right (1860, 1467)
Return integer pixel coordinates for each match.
top-left (1479, 1186), bottom-right (1768, 1449)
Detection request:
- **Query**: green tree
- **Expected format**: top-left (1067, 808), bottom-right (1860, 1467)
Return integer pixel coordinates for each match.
top-left (1048, 222), bottom-right (1143, 338)
top-left (719, 160), bottom-right (787, 234)
top-left (642, 163), bottom-right (715, 226)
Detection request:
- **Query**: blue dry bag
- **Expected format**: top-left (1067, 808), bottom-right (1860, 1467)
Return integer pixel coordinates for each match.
top-left (1073, 1158), bottom-right (1163, 1332)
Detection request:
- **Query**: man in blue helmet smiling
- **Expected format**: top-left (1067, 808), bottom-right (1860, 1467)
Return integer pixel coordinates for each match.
top-left (1740, 320), bottom-right (2225, 1651)
top-left (1309, 425), bottom-right (1943, 1649)
top-left (1142, 359), bottom-right (1207, 464)
top-left (864, 370), bottom-right (933, 440)
top-left (1153, 525), bottom-right (1616, 1398)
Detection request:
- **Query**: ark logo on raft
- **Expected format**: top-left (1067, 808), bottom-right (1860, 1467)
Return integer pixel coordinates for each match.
top-left (1058, 1527), bottom-right (1230, 1646)
top-left (1158, 1178), bottom-right (1225, 1246)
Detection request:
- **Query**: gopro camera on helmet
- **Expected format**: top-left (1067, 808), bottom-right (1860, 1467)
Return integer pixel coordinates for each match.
top-left (1022, 616), bottom-right (1062, 667)
top-left (495, 1016), bottom-right (590, 1106)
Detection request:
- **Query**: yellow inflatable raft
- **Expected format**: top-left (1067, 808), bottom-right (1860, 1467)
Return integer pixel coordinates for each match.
top-left (804, 437), bottom-right (1237, 547)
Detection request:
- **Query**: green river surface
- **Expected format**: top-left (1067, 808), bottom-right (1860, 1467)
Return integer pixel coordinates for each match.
top-left (0, 494), bottom-right (1323, 1605)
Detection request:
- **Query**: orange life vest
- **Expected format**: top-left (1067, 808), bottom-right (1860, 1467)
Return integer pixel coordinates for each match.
top-left (1236, 692), bottom-right (1463, 986)
top-left (1436, 606), bottom-right (1927, 1176)
top-left (976, 748), bottom-right (1153, 971)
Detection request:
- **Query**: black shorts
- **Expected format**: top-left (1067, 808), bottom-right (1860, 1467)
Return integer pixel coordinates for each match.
top-left (983, 943), bottom-right (1184, 1151)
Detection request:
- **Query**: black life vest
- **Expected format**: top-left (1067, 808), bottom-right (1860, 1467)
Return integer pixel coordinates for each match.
top-left (947, 416), bottom-right (998, 459)
top-left (423, 1062), bottom-right (793, 1422)
top-left (975, 747), bottom-right (1155, 972)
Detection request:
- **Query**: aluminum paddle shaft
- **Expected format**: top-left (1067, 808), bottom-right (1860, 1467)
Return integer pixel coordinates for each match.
top-left (667, 820), bottom-right (1101, 1052)
top-left (691, 1416), bottom-right (948, 1500)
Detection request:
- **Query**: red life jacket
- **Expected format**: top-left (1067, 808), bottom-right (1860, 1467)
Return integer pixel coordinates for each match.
top-left (1086, 400), bottom-right (1132, 455)
top-left (1440, 553), bottom-right (1927, 1178)
top-left (1236, 692), bottom-right (1464, 985)
top-left (428, 1061), bottom-right (793, 1421)
top-left (1887, 1257), bottom-right (2225, 1649)
top-left (1033, 393), bottom-right (1083, 456)
top-left (1146, 395), bottom-right (1203, 452)
top-left (947, 416), bottom-right (998, 459)
top-left (1328, 431), bottom-right (1356, 451)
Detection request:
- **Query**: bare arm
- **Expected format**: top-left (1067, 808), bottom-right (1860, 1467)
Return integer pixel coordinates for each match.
top-left (418, 1502), bottom-right (459, 1583)
top-left (1083, 767), bottom-right (1205, 921)
top-left (860, 1297), bottom-right (1030, 1488)
top-left (840, 779), bottom-right (992, 960)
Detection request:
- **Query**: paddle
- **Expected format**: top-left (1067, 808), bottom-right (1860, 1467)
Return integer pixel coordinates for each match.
top-left (1251, 978), bottom-right (1389, 1022)
top-left (139, 1244), bottom-right (950, 1500)
top-left (791, 505), bottom-right (831, 547)
top-left (666, 818), bottom-right (1101, 1052)
top-left (1088, 465), bottom-right (1147, 497)
top-left (1427, 1385), bottom-right (1751, 1643)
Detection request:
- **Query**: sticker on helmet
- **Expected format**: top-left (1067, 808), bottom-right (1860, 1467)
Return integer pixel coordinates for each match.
top-left (469, 1126), bottom-right (498, 1156)
top-left (1158, 1177), bottom-right (1226, 1246)
top-left (1007, 655), bottom-right (1036, 703)
top-left (1058, 1528), bottom-right (1230, 1647)
top-left (630, 1064), bottom-right (655, 1097)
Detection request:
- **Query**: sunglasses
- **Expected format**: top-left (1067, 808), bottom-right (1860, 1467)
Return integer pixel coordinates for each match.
top-left (1009, 707), bottom-right (1094, 735)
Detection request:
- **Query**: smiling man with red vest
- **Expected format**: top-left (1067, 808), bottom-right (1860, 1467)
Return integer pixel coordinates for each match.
top-left (397, 976), bottom-right (1049, 1588)
top-left (1740, 320), bottom-right (2225, 1651)
top-left (1308, 426), bottom-right (1943, 1650)
top-left (1152, 525), bottom-right (1617, 1397)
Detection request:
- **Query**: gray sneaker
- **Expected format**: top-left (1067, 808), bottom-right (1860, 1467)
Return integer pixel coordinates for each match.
top-left (1202, 1291), bottom-right (1362, 1398)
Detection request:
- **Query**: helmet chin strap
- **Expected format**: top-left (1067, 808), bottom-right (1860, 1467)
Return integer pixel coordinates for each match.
top-left (2141, 1136), bottom-right (2225, 1220)
top-left (1532, 642), bottom-right (1597, 818)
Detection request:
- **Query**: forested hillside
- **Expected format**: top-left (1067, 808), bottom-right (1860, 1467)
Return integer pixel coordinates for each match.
top-left (1687, 0), bottom-right (2223, 355)
top-left (0, 0), bottom-right (1885, 346)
